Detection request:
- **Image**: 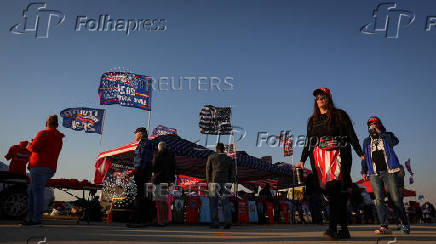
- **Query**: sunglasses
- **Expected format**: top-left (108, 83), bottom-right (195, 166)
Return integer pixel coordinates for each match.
top-left (315, 95), bottom-right (328, 101)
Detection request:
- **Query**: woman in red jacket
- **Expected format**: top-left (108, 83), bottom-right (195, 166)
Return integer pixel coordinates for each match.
top-left (23, 115), bottom-right (64, 225)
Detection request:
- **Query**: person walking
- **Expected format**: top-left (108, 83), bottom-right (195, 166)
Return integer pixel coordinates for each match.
top-left (206, 143), bottom-right (236, 229)
top-left (296, 88), bottom-right (365, 240)
top-left (127, 127), bottom-right (154, 228)
top-left (24, 115), bottom-right (64, 225)
top-left (152, 141), bottom-right (176, 226)
top-left (361, 116), bottom-right (410, 234)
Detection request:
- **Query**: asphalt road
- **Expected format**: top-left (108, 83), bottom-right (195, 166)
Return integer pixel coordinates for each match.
top-left (1, 220), bottom-right (436, 244)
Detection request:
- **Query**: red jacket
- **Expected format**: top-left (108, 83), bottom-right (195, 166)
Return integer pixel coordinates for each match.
top-left (27, 128), bottom-right (64, 172)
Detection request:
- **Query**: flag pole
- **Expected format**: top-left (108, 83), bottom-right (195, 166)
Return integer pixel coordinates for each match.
top-left (93, 109), bottom-right (106, 182)
top-left (99, 109), bottom-right (107, 147)
top-left (230, 105), bottom-right (238, 196)
top-left (147, 110), bottom-right (151, 132)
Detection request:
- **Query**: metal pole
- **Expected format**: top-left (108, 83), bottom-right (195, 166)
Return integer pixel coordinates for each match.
top-left (147, 110), bottom-right (151, 132)
top-left (232, 131), bottom-right (238, 197)
top-left (230, 105), bottom-right (238, 196)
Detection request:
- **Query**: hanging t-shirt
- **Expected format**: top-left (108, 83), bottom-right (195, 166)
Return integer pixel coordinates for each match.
top-left (265, 202), bottom-right (274, 224)
top-left (5, 144), bottom-right (30, 175)
top-left (173, 198), bottom-right (185, 224)
top-left (167, 194), bottom-right (174, 223)
top-left (199, 196), bottom-right (211, 223)
top-left (238, 200), bottom-right (249, 224)
top-left (186, 196), bottom-right (201, 224)
top-left (280, 200), bottom-right (290, 224)
top-left (248, 201), bottom-right (258, 223)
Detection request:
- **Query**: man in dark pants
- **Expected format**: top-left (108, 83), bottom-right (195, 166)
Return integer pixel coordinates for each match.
top-left (206, 143), bottom-right (236, 229)
top-left (127, 127), bottom-right (154, 228)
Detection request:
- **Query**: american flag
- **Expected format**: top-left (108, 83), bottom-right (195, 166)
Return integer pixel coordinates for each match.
top-left (277, 130), bottom-right (293, 157)
top-left (224, 144), bottom-right (236, 158)
top-left (199, 105), bottom-right (232, 135)
top-left (405, 158), bottom-right (413, 174)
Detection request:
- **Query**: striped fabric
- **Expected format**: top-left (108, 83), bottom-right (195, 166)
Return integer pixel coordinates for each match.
top-left (97, 134), bottom-right (293, 183)
top-left (313, 146), bottom-right (342, 189)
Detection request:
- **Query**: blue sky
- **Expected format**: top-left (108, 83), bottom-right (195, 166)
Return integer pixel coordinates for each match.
top-left (1, 0), bottom-right (435, 203)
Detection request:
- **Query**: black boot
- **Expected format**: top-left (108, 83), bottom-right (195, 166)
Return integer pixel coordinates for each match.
top-left (323, 228), bottom-right (337, 240)
top-left (337, 228), bottom-right (351, 239)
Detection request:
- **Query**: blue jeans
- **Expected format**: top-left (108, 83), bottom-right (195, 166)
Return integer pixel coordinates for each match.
top-left (27, 167), bottom-right (54, 223)
top-left (209, 183), bottom-right (232, 225)
top-left (370, 171), bottom-right (408, 227)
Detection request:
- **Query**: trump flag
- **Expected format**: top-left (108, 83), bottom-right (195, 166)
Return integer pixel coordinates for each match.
top-left (60, 107), bottom-right (106, 134)
top-left (150, 125), bottom-right (177, 139)
top-left (98, 72), bottom-right (152, 111)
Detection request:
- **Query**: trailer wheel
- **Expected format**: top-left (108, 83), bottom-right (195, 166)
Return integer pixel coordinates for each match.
top-left (0, 186), bottom-right (28, 219)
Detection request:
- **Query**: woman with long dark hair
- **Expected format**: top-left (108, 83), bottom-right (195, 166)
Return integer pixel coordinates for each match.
top-left (296, 88), bottom-right (364, 240)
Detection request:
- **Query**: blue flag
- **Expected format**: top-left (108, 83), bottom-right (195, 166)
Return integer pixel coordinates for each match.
top-left (98, 72), bottom-right (152, 111)
top-left (60, 107), bottom-right (106, 134)
top-left (151, 125), bottom-right (177, 138)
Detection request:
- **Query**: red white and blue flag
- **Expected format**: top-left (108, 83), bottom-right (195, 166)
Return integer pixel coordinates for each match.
top-left (60, 107), bottom-right (106, 134)
top-left (405, 158), bottom-right (413, 174)
top-left (150, 125), bottom-right (177, 139)
top-left (277, 130), bottom-right (293, 157)
top-left (98, 72), bottom-right (152, 111)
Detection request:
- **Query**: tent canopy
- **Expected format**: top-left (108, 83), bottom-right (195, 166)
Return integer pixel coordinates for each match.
top-left (355, 179), bottom-right (416, 197)
top-left (96, 134), bottom-right (293, 186)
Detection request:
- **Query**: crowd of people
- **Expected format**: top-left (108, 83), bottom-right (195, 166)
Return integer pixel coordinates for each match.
top-left (3, 87), bottom-right (435, 241)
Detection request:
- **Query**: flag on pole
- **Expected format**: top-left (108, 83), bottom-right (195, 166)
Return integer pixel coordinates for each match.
top-left (405, 159), bottom-right (413, 174)
top-left (98, 72), bottom-right (152, 111)
top-left (60, 107), bottom-right (106, 134)
top-left (150, 125), bottom-right (177, 139)
top-left (409, 174), bottom-right (414, 185)
top-left (277, 130), bottom-right (293, 157)
top-left (199, 105), bottom-right (232, 134)
top-left (224, 144), bottom-right (235, 157)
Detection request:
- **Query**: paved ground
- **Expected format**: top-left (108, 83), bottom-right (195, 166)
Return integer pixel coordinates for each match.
top-left (1, 220), bottom-right (436, 243)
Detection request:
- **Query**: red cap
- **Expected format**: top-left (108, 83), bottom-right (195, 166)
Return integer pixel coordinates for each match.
top-left (313, 88), bottom-right (332, 98)
top-left (367, 116), bottom-right (381, 126)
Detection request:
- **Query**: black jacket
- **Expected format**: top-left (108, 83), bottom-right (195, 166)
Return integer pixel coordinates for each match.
top-left (300, 109), bottom-right (364, 187)
top-left (152, 149), bottom-right (176, 184)
top-left (206, 153), bottom-right (236, 184)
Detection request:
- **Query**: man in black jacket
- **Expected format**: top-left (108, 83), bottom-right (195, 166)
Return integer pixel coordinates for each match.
top-left (152, 141), bottom-right (176, 226)
top-left (206, 143), bottom-right (236, 229)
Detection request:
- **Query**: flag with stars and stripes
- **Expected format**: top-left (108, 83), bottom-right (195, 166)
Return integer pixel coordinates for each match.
top-left (199, 105), bottom-right (232, 135)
